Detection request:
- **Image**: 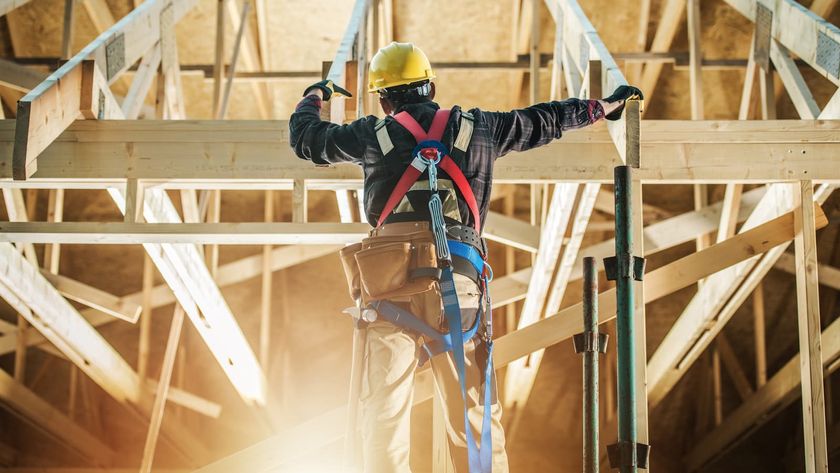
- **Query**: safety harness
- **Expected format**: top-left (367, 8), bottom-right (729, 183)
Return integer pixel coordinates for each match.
top-left (370, 109), bottom-right (495, 472)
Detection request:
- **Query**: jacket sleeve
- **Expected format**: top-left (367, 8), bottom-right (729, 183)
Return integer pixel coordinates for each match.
top-left (289, 95), bottom-right (368, 165)
top-left (476, 98), bottom-right (605, 159)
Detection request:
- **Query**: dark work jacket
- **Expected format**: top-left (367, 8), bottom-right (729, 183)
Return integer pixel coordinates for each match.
top-left (289, 96), bottom-right (604, 232)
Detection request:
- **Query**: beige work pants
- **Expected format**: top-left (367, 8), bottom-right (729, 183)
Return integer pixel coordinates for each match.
top-left (359, 274), bottom-right (509, 473)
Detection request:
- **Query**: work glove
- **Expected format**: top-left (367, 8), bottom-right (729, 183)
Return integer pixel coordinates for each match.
top-left (303, 80), bottom-right (353, 101)
top-left (603, 85), bottom-right (644, 121)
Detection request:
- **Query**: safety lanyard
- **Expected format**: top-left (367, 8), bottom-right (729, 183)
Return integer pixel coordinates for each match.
top-left (424, 149), bottom-right (493, 473)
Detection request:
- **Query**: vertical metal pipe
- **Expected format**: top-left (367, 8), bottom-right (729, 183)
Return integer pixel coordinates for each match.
top-left (614, 165), bottom-right (637, 473)
top-left (582, 256), bottom-right (599, 473)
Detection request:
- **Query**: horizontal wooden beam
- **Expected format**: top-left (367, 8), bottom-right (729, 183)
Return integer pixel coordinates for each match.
top-left (484, 211), bottom-right (540, 252)
top-left (195, 201), bottom-right (800, 472)
top-left (4, 120), bottom-right (840, 184)
top-left (0, 222), bottom-right (372, 245)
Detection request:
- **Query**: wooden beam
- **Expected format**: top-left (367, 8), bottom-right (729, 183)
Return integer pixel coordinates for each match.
top-left (717, 332), bottom-right (755, 401)
top-left (638, 0), bottom-right (685, 101)
top-left (110, 188), bottom-right (267, 406)
top-left (80, 0), bottom-right (116, 34)
top-left (770, 40), bottom-right (820, 119)
top-left (0, 244), bottom-right (143, 403)
top-left (503, 183), bottom-right (577, 409)
top-left (647, 185), bottom-right (832, 408)
top-left (775, 251), bottom-right (840, 291)
top-left (0, 222), bottom-right (372, 245)
top-left (0, 244), bottom-right (340, 357)
top-left (225, 0), bottom-right (271, 119)
top-left (217, 1), bottom-right (250, 120)
top-left (192, 203), bottom-right (806, 472)
top-left (0, 58), bottom-right (47, 92)
top-left (259, 190), bottom-right (272, 371)
top-left (0, 0), bottom-right (32, 16)
top-left (122, 44), bottom-right (162, 119)
top-left (40, 269), bottom-right (142, 322)
top-left (8, 119), bottom-right (840, 184)
top-left (139, 304), bottom-right (185, 473)
top-left (753, 282), bottom-right (767, 387)
top-left (325, 0), bottom-right (368, 123)
top-left (44, 189), bottom-right (64, 274)
top-left (12, 0), bottom-right (199, 179)
top-left (793, 180), bottom-right (829, 473)
top-left (138, 255), bottom-right (153, 382)
top-left (685, 305), bottom-right (840, 470)
top-left (0, 367), bottom-right (114, 465)
top-left (483, 211), bottom-right (540, 253)
top-left (723, 0), bottom-right (840, 86)
top-left (212, 0), bottom-right (225, 117)
top-left (61, 0), bottom-right (76, 59)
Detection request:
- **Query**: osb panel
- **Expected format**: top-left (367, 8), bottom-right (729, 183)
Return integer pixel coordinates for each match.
top-left (394, 0), bottom-right (515, 62)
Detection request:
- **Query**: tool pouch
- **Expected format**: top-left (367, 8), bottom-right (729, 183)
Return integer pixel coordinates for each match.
top-left (339, 242), bottom-right (363, 301)
top-left (343, 230), bottom-right (439, 305)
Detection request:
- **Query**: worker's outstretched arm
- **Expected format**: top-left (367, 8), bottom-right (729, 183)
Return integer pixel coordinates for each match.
top-left (481, 85), bottom-right (642, 158)
top-left (289, 82), bottom-right (370, 165)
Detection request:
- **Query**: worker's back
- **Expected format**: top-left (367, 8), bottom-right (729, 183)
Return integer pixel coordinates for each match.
top-left (290, 96), bottom-right (606, 232)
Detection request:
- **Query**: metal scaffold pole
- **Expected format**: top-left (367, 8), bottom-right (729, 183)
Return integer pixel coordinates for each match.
top-left (574, 256), bottom-right (608, 473)
top-left (606, 165), bottom-right (649, 472)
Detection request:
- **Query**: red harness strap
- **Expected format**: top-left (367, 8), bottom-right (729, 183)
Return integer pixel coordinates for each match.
top-left (375, 109), bottom-right (481, 231)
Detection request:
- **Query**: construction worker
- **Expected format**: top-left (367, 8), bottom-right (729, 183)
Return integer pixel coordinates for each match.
top-left (290, 42), bottom-right (642, 473)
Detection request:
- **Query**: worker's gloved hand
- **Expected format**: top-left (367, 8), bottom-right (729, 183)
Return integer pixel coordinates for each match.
top-left (303, 80), bottom-right (353, 101)
top-left (602, 85), bottom-right (644, 121)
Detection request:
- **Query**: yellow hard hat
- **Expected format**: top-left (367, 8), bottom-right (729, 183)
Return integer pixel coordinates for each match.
top-left (368, 42), bottom-right (435, 93)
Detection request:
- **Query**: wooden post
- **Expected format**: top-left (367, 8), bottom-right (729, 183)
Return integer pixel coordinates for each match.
top-left (260, 190), bottom-right (273, 372)
top-left (124, 178), bottom-right (144, 224)
top-left (61, 0), bottom-right (76, 59)
top-left (138, 254), bottom-right (153, 381)
top-left (206, 190), bottom-right (221, 277)
top-left (753, 282), bottom-right (767, 387)
top-left (529, 0), bottom-right (539, 104)
top-left (712, 345), bottom-right (723, 426)
top-left (793, 180), bottom-right (829, 473)
top-left (218, 1), bottom-right (250, 120)
top-left (212, 0), bottom-right (225, 117)
top-left (292, 179), bottom-right (307, 223)
top-left (139, 304), bottom-right (186, 473)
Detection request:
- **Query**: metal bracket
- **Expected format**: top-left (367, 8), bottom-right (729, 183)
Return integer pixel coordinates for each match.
top-left (607, 441), bottom-right (651, 470)
top-left (104, 33), bottom-right (125, 82)
top-left (573, 331), bottom-right (609, 354)
top-left (603, 255), bottom-right (646, 281)
top-left (753, 3), bottom-right (773, 71)
top-left (816, 30), bottom-right (840, 80)
top-left (98, 90), bottom-right (106, 119)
